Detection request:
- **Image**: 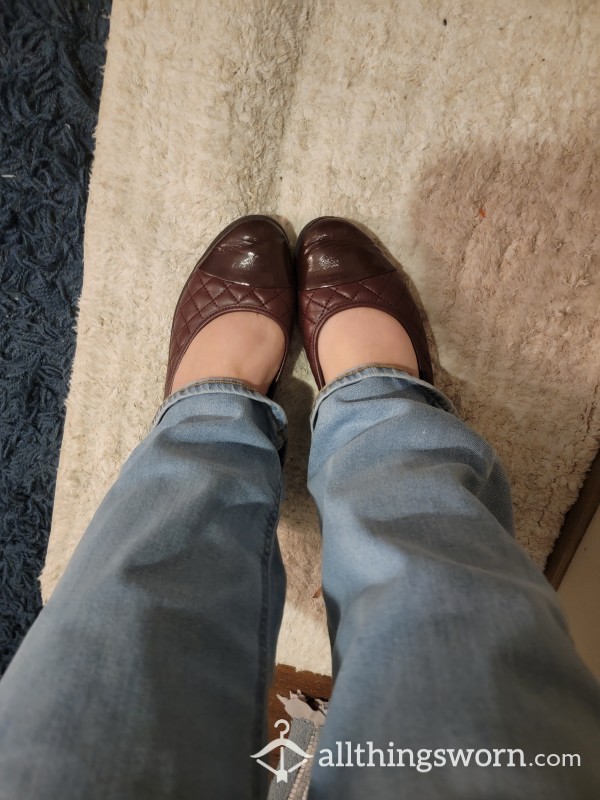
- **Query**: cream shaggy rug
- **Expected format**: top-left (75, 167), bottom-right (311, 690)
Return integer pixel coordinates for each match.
top-left (42, 0), bottom-right (600, 677)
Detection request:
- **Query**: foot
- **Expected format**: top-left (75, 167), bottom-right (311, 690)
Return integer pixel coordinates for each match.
top-left (317, 307), bottom-right (419, 385)
top-left (169, 311), bottom-right (286, 396)
top-left (296, 217), bottom-right (434, 389)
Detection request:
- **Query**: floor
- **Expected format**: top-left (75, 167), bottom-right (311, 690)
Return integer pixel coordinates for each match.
top-left (559, 506), bottom-right (600, 682)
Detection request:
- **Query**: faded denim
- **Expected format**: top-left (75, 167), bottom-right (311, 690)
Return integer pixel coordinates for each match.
top-left (0, 368), bottom-right (598, 799)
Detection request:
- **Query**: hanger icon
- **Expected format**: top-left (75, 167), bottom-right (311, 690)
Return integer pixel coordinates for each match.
top-left (250, 719), bottom-right (314, 783)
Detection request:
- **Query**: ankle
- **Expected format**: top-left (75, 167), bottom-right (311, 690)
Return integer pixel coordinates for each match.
top-left (318, 308), bottom-right (419, 385)
top-left (170, 312), bottom-right (286, 396)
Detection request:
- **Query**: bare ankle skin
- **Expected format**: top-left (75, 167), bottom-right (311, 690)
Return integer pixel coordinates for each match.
top-left (318, 307), bottom-right (419, 385)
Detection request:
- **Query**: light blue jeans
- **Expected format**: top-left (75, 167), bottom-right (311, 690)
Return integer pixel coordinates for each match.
top-left (0, 367), bottom-right (598, 799)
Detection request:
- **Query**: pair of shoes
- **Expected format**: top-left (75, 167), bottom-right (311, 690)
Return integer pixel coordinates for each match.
top-left (163, 215), bottom-right (434, 400)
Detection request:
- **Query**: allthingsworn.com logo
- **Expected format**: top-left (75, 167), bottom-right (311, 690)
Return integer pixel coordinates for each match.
top-left (251, 725), bottom-right (581, 782)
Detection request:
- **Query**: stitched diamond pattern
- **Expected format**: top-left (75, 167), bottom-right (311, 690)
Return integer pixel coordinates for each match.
top-left (165, 269), bottom-right (294, 395)
top-left (299, 270), bottom-right (433, 387)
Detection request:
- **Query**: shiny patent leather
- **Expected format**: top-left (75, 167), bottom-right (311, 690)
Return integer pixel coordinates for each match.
top-left (164, 215), bottom-right (295, 400)
top-left (296, 216), bottom-right (434, 389)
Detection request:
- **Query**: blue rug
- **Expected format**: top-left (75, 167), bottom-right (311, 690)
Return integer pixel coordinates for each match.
top-left (0, 0), bottom-right (111, 674)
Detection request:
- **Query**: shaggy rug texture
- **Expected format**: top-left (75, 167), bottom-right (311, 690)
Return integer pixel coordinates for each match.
top-left (0, 0), bottom-right (110, 674)
top-left (42, 0), bottom-right (600, 677)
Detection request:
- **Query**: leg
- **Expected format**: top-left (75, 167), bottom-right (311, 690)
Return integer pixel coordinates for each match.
top-left (307, 366), bottom-right (600, 798)
top-left (0, 381), bottom-right (287, 799)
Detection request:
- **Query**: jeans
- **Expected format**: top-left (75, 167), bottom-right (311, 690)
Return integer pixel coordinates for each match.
top-left (0, 366), bottom-right (598, 799)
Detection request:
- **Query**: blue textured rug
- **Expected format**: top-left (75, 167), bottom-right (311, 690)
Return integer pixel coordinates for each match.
top-left (0, 0), bottom-right (111, 674)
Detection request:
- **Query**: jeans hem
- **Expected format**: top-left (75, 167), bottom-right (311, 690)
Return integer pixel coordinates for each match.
top-left (310, 364), bottom-right (458, 430)
top-left (151, 379), bottom-right (288, 448)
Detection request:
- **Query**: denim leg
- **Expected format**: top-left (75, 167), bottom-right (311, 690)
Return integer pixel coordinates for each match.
top-left (306, 366), bottom-right (600, 798)
top-left (0, 380), bottom-right (287, 800)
